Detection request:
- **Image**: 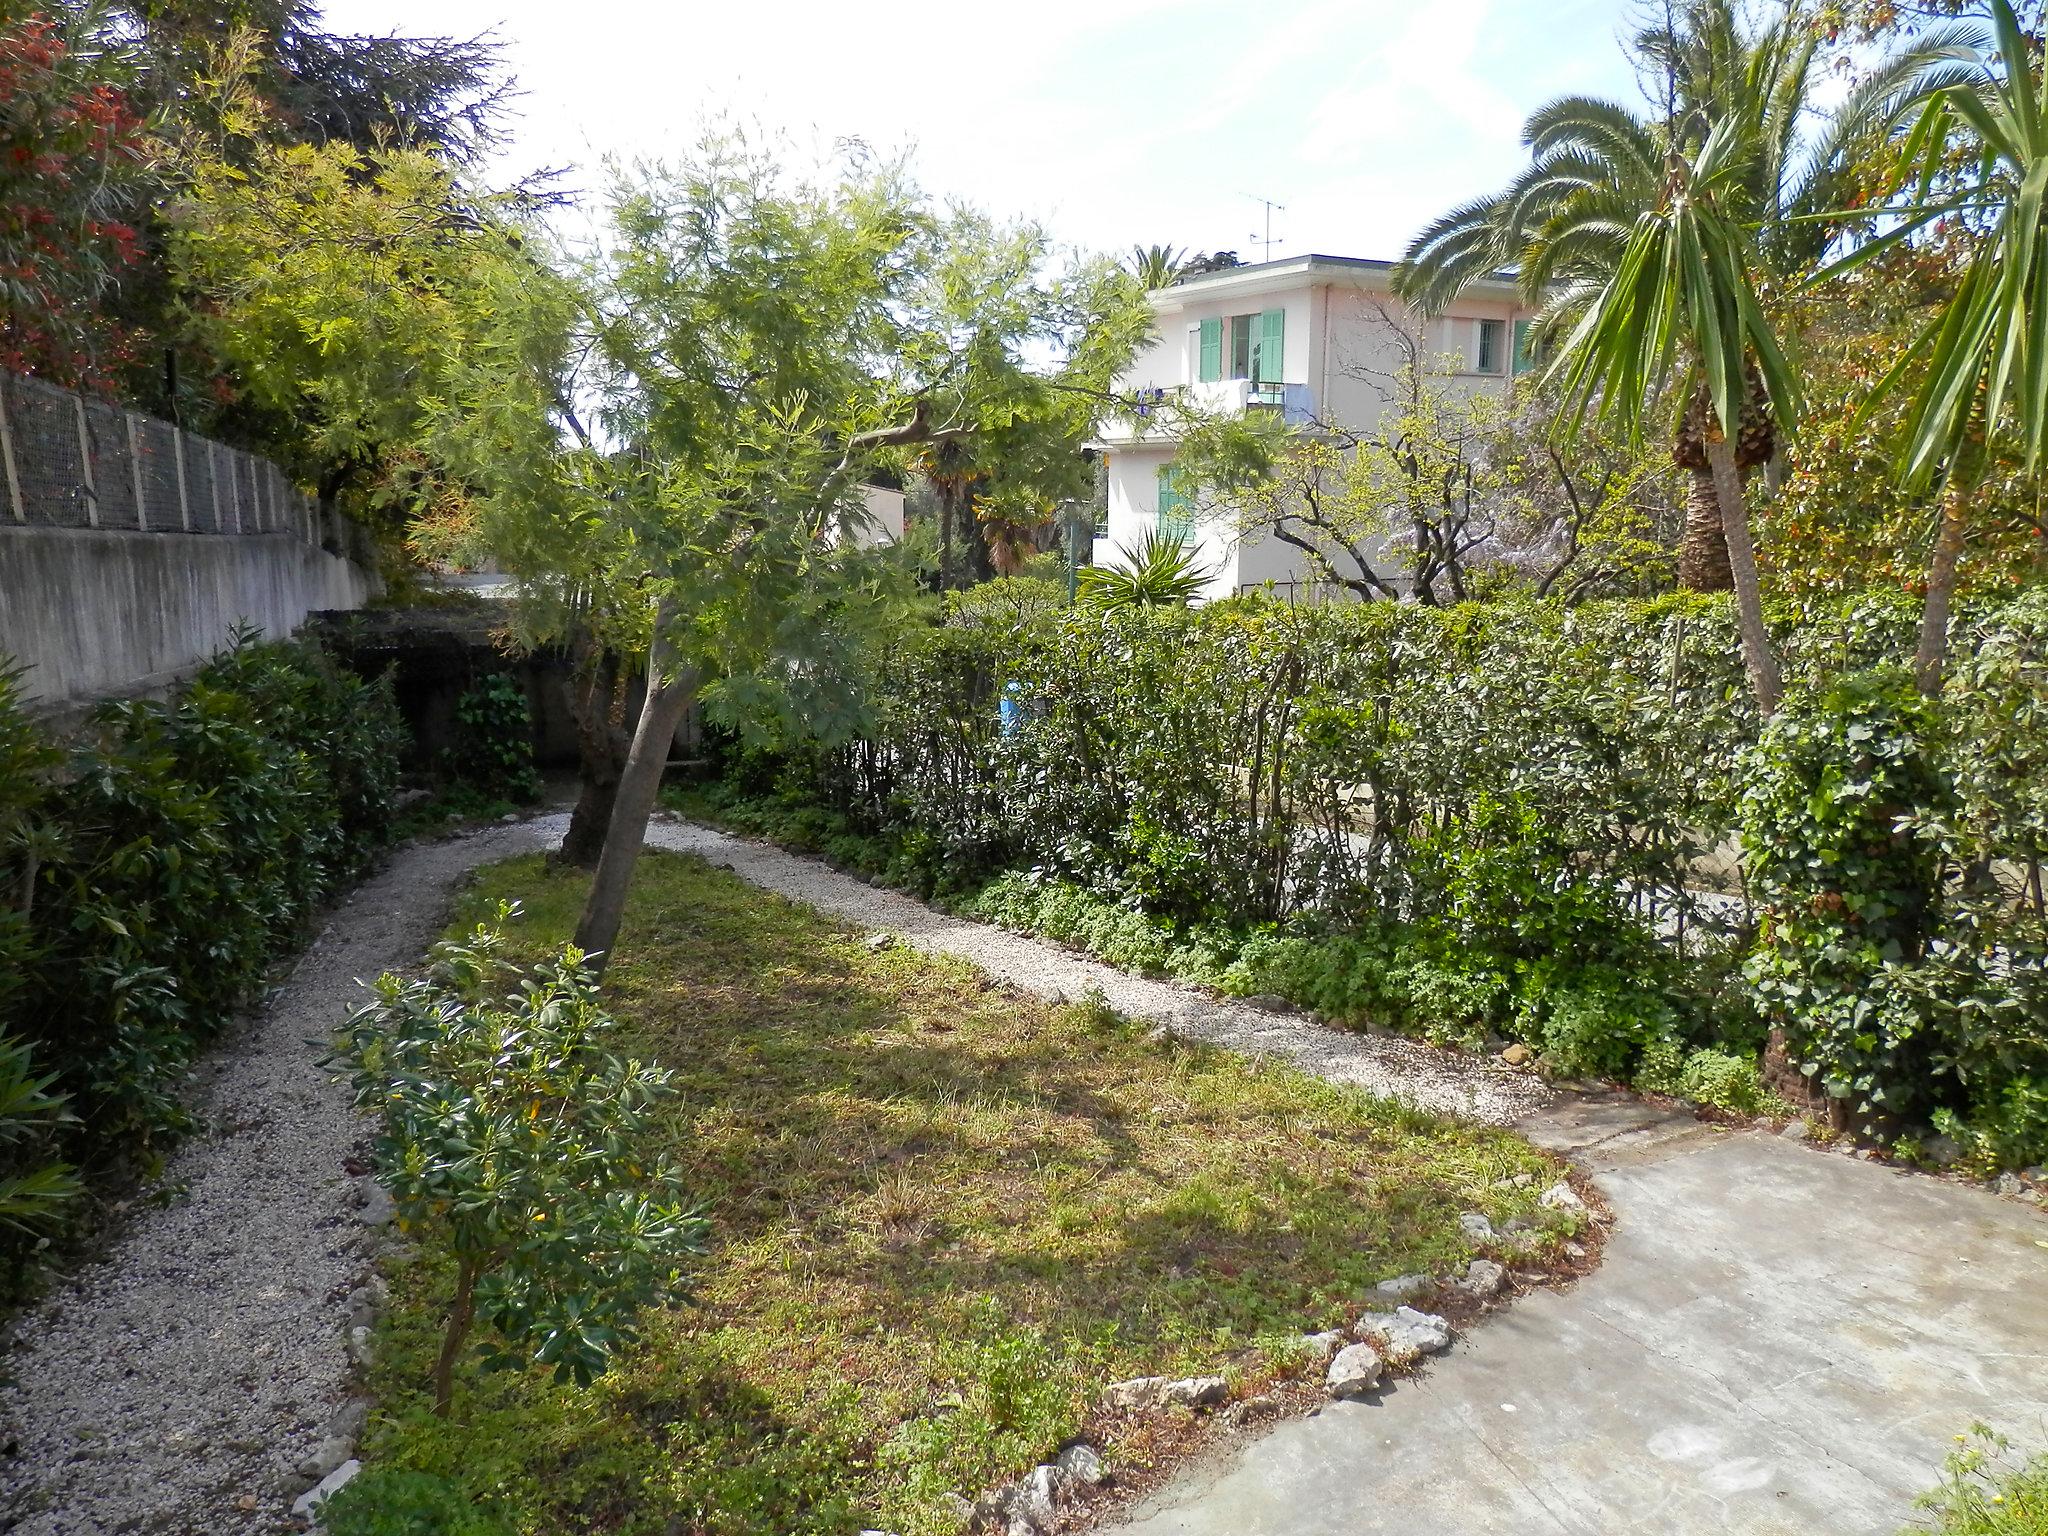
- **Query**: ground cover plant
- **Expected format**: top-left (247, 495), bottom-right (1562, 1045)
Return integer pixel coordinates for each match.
top-left (1906, 1428), bottom-right (2048, 1536)
top-left (672, 587), bottom-right (2048, 1165)
top-left (355, 850), bottom-right (1571, 1536)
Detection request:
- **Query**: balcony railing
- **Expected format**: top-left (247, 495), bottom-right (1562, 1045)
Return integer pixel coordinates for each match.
top-left (1099, 379), bottom-right (1314, 442)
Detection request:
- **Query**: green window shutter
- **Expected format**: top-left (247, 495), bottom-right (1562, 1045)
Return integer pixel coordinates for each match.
top-left (1512, 318), bottom-right (1534, 375)
top-left (1157, 464), bottom-right (1192, 543)
top-left (1198, 318), bottom-right (1222, 382)
top-left (1257, 308), bottom-right (1286, 383)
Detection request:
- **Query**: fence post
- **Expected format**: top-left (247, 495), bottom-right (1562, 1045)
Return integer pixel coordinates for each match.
top-left (208, 440), bottom-right (223, 531)
top-left (0, 377), bottom-right (21, 523)
top-left (173, 428), bottom-right (191, 532)
top-left (127, 412), bottom-right (147, 530)
top-left (74, 395), bottom-right (98, 528)
top-left (228, 450), bottom-right (242, 533)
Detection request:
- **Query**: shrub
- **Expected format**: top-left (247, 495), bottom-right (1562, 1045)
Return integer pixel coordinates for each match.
top-left (336, 912), bottom-right (708, 1415)
top-left (695, 591), bottom-right (2048, 1162)
top-left (0, 631), bottom-right (406, 1288)
top-left (0, 1035), bottom-right (79, 1248)
top-left (446, 673), bottom-right (540, 803)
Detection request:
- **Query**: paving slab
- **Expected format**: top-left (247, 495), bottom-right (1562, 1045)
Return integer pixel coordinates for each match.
top-left (1103, 1119), bottom-right (2048, 1536)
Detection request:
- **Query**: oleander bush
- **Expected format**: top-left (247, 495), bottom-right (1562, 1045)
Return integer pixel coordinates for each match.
top-left (0, 630), bottom-right (406, 1291)
top-left (689, 587), bottom-right (2048, 1165)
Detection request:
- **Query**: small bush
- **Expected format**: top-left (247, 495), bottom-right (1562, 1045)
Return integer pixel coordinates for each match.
top-left (337, 911), bottom-right (707, 1415)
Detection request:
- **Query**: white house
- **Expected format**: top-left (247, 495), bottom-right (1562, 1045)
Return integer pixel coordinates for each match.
top-left (1090, 253), bottom-right (1536, 601)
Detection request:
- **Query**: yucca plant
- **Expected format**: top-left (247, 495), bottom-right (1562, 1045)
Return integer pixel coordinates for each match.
top-left (1075, 528), bottom-right (1216, 612)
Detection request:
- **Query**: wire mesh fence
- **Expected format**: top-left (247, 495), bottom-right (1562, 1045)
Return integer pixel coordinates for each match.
top-left (0, 371), bottom-right (320, 543)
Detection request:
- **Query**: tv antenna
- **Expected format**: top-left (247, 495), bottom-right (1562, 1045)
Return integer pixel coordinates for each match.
top-left (1245, 194), bottom-right (1287, 262)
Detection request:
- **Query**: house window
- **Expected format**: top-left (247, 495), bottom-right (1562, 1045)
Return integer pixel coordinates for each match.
top-left (1512, 318), bottom-right (1536, 375)
top-left (1476, 318), bottom-right (1506, 374)
top-left (1156, 464), bottom-right (1192, 545)
top-left (1197, 310), bottom-right (1288, 384)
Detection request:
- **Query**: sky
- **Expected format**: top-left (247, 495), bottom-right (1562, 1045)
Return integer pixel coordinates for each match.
top-left (318, 0), bottom-right (1650, 263)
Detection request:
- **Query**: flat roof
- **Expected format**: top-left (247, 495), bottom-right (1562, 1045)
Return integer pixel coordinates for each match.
top-left (1158, 252), bottom-right (1520, 301)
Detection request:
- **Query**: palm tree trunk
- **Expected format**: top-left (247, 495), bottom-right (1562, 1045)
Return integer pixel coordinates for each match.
top-left (1914, 477), bottom-right (1970, 697)
top-left (573, 607), bottom-right (698, 971)
top-left (1706, 435), bottom-right (1782, 714)
top-left (1677, 464), bottom-right (1734, 591)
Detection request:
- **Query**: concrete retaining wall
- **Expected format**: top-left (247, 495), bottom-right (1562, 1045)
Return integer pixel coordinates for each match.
top-left (0, 525), bottom-right (381, 715)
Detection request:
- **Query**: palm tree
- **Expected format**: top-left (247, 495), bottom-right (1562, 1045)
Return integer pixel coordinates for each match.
top-left (1127, 244), bottom-right (1187, 291)
top-left (1827, 0), bottom-right (2040, 693)
top-left (1396, 0), bottom-right (1979, 594)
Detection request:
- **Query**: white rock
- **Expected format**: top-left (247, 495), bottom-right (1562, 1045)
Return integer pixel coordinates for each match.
top-left (1372, 1273), bottom-right (1430, 1301)
top-left (1779, 1120), bottom-right (1811, 1141)
top-left (1101, 1376), bottom-right (1168, 1412)
top-left (291, 1458), bottom-right (359, 1522)
top-left (1459, 1211), bottom-right (1496, 1243)
top-left (1326, 1342), bottom-right (1384, 1398)
top-left (865, 932), bottom-right (897, 952)
top-left (1159, 1375), bottom-right (1228, 1409)
top-left (1301, 1329), bottom-right (1347, 1362)
top-left (1358, 1306), bottom-right (1452, 1365)
top-left (1457, 1259), bottom-right (1507, 1299)
top-left (1538, 1183), bottom-right (1586, 1215)
top-left (1056, 1443), bottom-right (1108, 1486)
top-left (346, 1325), bottom-right (374, 1368)
top-left (295, 1436), bottom-right (352, 1481)
top-left (1022, 1462), bottom-right (1069, 1514)
top-left (356, 1180), bottom-right (395, 1228)
top-left (322, 1398), bottom-right (369, 1443)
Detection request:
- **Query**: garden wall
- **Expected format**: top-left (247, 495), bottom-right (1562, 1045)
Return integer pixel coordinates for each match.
top-left (0, 371), bottom-right (381, 717)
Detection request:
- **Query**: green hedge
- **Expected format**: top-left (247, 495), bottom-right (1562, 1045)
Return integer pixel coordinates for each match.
top-left (724, 588), bottom-right (2048, 1167)
top-left (0, 630), bottom-right (407, 1289)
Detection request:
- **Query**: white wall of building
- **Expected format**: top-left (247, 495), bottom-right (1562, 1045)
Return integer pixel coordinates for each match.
top-left (1091, 255), bottom-right (1531, 603)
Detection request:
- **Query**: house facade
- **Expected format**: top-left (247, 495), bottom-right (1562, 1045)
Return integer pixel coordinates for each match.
top-left (1090, 253), bottom-right (1535, 601)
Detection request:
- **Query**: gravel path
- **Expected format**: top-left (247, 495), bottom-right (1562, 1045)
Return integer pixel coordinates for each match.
top-left (0, 811), bottom-right (1548, 1536)
top-left (647, 818), bottom-right (1555, 1125)
top-left (0, 822), bottom-right (549, 1536)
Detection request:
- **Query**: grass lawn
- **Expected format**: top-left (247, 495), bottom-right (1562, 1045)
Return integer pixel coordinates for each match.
top-left (357, 850), bottom-right (1576, 1536)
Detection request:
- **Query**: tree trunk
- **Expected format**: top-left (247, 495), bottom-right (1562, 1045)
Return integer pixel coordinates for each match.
top-left (433, 1255), bottom-right (480, 1419)
top-left (1707, 434), bottom-right (1782, 715)
top-left (1677, 464), bottom-right (1734, 592)
top-left (1914, 477), bottom-right (1971, 697)
top-left (558, 631), bottom-right (633, 869)
top-left (572, 621), bottom-right (699, 970)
